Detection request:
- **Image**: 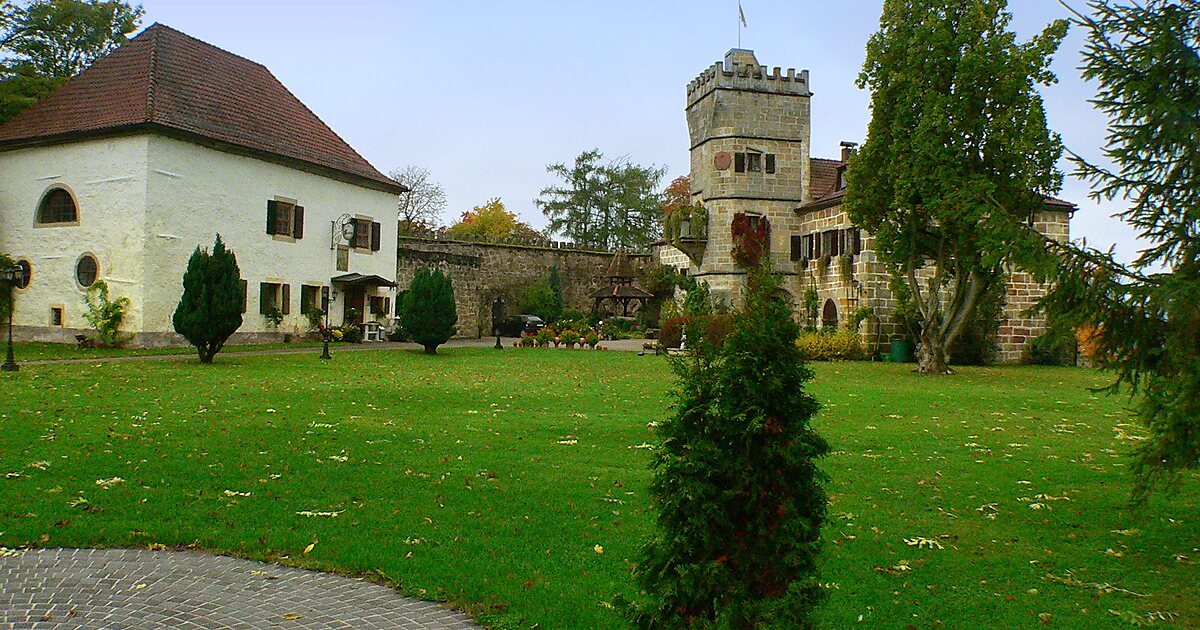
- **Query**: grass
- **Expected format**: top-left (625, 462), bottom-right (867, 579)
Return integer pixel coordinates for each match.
top-left (0, 349), bottom-right (1196, 628)
top-left (10, 340), bottom-right (325, 362)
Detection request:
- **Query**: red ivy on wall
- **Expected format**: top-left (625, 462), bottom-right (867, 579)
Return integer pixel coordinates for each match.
top-left (731, 213), bottom-right (770, 267)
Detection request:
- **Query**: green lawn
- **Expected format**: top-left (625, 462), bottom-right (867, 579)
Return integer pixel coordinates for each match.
top-left (10, 340), bottom-right (324, 362)
top-left (0, 349), bottom-right (1196, 628)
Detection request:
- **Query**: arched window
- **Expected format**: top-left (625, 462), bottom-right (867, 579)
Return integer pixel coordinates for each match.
top-left (76, 254), bottom-right (99, 288)
top-left (36, 188), bottom-right (78, 225)
top-left (822, 299), bottom-right (839, 330)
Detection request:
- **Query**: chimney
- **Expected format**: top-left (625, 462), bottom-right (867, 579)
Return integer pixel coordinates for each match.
top-left (839, 141), bottom-right (859, 164)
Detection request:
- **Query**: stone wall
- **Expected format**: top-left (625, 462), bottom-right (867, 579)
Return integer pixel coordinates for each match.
top-left (396, 236), bottom-right (651, 338)
top-left (682, 49), bottom-right (813, 306)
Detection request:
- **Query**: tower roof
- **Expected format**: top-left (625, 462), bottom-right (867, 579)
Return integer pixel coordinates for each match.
top-left (0, 23), bottom-right (405, 194)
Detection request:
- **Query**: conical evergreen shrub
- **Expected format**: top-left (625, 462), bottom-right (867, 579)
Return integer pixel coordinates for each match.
top-left (402, 267), bottom-right (457, 354)
top-left (173, 235), bottom-right (244, 363)
top-left (629, 262), bottom-right (829, 628)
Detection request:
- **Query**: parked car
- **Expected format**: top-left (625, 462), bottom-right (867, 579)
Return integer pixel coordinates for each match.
top-left (496, 314), bottom-right (546, 337)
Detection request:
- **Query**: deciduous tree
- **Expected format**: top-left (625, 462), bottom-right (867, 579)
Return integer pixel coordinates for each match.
top-left (389, 165), bottom-right (446, 234)
top-left (538, 149), bottom-right (665, 251)
top-left (0, 0), bottom-right (142, 123)
top-left (1041, 0), bottom-right (1200, 501)
top-left (445, 198), bottom-right (543, 242)
top-left (173, 235), bottom-right (244, 364)
top-left (845, 0), bottom-right (1067, 374)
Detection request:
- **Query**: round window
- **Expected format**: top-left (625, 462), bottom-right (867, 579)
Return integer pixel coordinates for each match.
top-left (14, 260), bottom-right (32, 290)
top-left (76, 254), bottom-right (99, 288)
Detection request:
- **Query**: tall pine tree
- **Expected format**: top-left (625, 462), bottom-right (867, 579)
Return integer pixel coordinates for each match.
top-left (1042, 0), bottom-right (1200, 501)
top-left (173, 235), bottom-right (243, 364)
top-left (629, 262), bottom-right (829, 628)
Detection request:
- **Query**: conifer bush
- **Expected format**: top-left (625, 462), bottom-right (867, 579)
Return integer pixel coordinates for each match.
top-left (401, 267), bottom-right (457, 354)
top-left (628, 262), bottom-right (830, 628)
top-left (173, 235), bottom-right (243, 364)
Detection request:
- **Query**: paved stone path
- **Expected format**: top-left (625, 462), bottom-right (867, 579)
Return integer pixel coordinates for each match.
top-left (1, 548), bottom-right (479, 629)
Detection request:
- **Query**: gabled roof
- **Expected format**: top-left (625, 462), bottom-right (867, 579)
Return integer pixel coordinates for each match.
top-left (809, 157), bottom-right (842, 200)
top-left (0, 23), bottom-right (405, 194)
top-left (797, 155), bottom-right (1078, 214)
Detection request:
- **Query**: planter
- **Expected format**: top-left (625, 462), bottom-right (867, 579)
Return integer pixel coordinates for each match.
top-left (890, 339), bottom-right (915, 363)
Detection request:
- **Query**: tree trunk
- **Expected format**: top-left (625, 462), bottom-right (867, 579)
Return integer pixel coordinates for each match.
top-left (917, 328), bottom-right (952, 374)
top-left (423, 345), bottom-right (437, 355)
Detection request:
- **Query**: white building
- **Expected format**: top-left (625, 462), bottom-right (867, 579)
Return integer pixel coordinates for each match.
top-left (0, 24), bottom-right (404, 346)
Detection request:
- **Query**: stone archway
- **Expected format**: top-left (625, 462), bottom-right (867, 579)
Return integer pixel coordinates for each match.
top-left (822, 298), bottom-right (839, 330)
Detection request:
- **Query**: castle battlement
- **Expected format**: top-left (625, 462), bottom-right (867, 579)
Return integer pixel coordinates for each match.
top-left (686, 49), bottom-right (811, 107)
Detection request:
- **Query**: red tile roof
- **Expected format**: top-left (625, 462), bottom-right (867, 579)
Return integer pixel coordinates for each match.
top-left (799, 156), bottom-right (1077, 213)
top-left (0, 23), bottom-right (404, 194)
top-left (809, 157), bottom-right (842, 200)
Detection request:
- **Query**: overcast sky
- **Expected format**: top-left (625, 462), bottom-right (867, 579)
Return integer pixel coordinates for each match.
top-left (137, 0), bottom-right (1142, 262)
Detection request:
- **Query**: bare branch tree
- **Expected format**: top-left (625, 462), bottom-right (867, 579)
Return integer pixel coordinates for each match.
top-left (389, 165), bottom-right (447, 234)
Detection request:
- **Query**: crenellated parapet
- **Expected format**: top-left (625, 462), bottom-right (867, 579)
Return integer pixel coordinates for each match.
top-left (687, 49), bottom-right (811, 108)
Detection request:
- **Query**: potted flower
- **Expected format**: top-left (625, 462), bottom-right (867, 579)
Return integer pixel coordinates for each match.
top-left (584, 331), bottom-right (599, 349)
top-left (561, 328), bottom-right (581, 349)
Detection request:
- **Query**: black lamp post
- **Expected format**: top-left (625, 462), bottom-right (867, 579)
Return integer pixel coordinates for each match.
top-left (491, 296), bottom-right (506, 350)
top-left (2, 266), bottom-right (20, 372)
top-left (319, 287), bottom-right (332, 360)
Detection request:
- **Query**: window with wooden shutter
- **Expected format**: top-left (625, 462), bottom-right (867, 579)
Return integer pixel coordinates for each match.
top-left (240, 279), bottom-right (247, 313)
top-left (747, 152), bottom-right (762, 172)
top-left (259, 282), bottom-right (271, 314)
top-left (765, 154), bottom-right (776, 174)
top-left (281, 284), bottom-right (290, 315)
top-left (371, 221), bottom-right (382, 251)
top-left (790, 235), bottom-right (802, 261)
top-left (734, 152), bottom-right (746, 173)
top-left (292, 206), bottom-right (304, 239)
top-left (813, 232), bottom-right (821, 258)
top-left (266, 200), bottom-right (278, 235)
top-left (354, 219), bottom-right (371, 249)
top-left (802, 234), bottom-right (814, 260)
top-left (851, 229), bottom-right (863, 255)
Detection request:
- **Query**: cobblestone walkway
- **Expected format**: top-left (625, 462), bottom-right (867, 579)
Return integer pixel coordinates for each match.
top-left (1, 548), bottom-right (479, 629)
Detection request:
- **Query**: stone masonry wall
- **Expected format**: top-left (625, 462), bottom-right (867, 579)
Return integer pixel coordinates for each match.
top-left (684, 49), bottom-right (812, 307)
top-left (396, 236), bottom-right (650, 338)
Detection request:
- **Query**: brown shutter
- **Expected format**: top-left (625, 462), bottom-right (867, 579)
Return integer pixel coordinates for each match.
top-left (765, 154), bottom-right (776, 174)
top-left (734, 152), bottom-right (746, 173)
top-left (852, 229), bottom-right (862, 255)
top-left (371, 221), bottom-right (382, 251)
top-left (384, 297), bottom-right (391, 316)
top-left (240, 279), bottom-right (248, 313)
top-left (790, 235), bottom-right (801, 261)
top-left (281, 284), bottom-right (291, 315)
top-left (259, 282), bottom-right (269, 314)
top-left (266, 200), bottom-right (278, 235)
top-left (292, 206), bottom-right (304, 239)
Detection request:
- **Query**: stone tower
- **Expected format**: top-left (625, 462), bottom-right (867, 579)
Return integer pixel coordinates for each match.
top-left (683, 49), bottom-right (812, 304)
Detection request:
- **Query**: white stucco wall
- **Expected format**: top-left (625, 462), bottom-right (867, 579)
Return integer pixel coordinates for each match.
top-left (0, 132), bottom-right (398, 341)
top-left (0, 135), bottom-right (150, 332)
top-left (143, 135), bottom-right (398, 335)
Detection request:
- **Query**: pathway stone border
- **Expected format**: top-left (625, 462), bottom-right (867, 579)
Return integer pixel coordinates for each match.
top-left (1, 548), bottom-right (479, 629)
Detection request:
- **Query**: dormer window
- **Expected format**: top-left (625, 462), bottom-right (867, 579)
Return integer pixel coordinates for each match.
top-left (36, 187), bottom-right (78, 225)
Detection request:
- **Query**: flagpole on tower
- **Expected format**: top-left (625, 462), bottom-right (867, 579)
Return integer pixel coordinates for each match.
top-left (738, 2), bottom-right (747, 49)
